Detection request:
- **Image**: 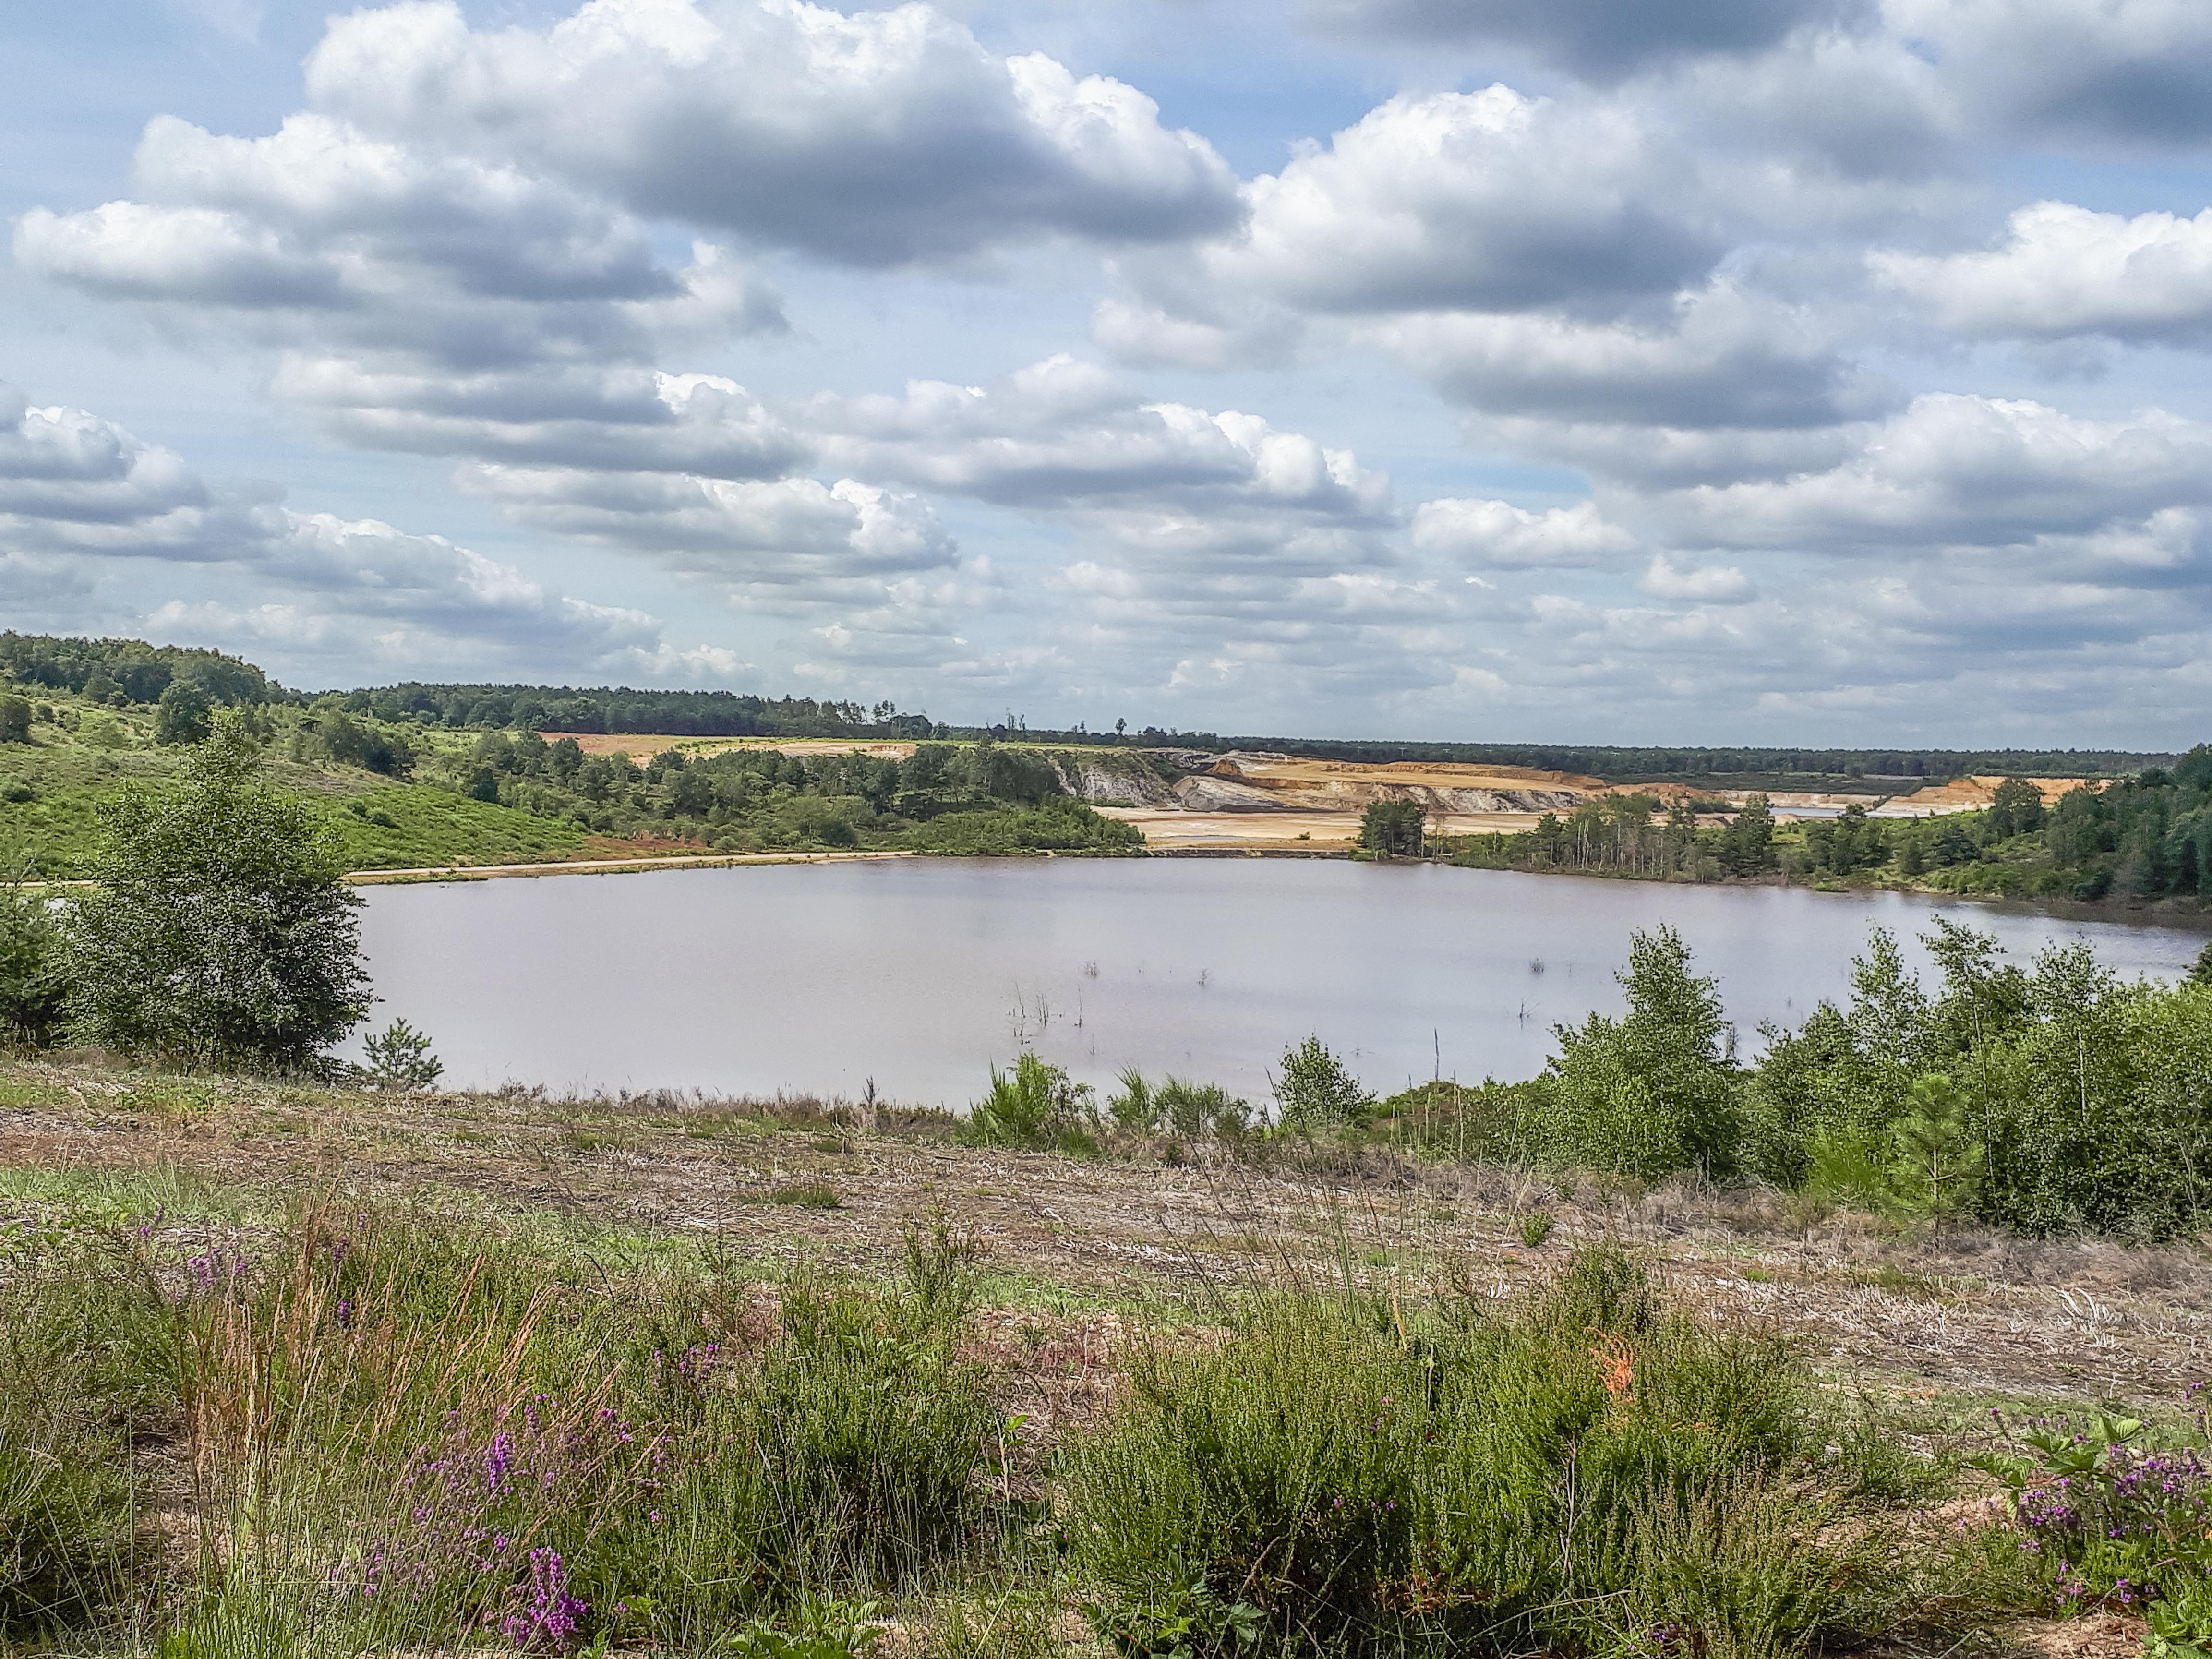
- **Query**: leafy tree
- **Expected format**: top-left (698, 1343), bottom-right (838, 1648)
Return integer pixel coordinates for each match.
top-left (62, 714), bottom-right (371, 1070)
top-left (1897, 830), bottom-right (1927, 877)
top-left (1985, 776), bottom-right (2047, 839)
top-left (1273, 1036), bottom-right (1371, 1130)
top-left (313, 709), bottom-right (413, 776)
top-left (2190, 941), bottom-right (2212, 988)
top-left (1359, 798), bottom-right (1426, 856)
top-left (1534, 926), bottom-right (1740, 1178)
top-left (152, 683), bottom-right (212, 746)
top-left (0, 698), bottom-right (30, 744)
top-left (0, 860), bottom-right (66, 1046)
top-left (1929, 817), bottom-right (1976, 866)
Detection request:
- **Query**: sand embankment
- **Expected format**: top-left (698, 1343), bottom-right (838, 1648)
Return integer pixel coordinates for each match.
top-left (1096, 752), bottom-right (1612, 846)
top-left (1869, 775), bottom-right (2094, 819)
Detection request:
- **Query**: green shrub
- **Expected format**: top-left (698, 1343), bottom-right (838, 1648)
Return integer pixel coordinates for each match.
top-left (1109, 1070), bottom-right (1250, 1138)
top-left (0, 863), bottom-right (66, 1047)
top-left (963, 1053), bottom-right (1096, 1151)
top-left (1063, 1245), bottom-right (1885, 1659)
top-left (1520, 926), bottom-right (1741, 1179)
top-left (1272, 1038), bottom-right (1371, 1130)
top-left (0, 1236), bottom-right (177, 1634)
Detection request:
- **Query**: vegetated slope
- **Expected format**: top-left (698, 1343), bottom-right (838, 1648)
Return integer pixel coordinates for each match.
top-left (0, 689), bottom-right (588, 877)
top-left (0, 673), bottom-right (1143, 875)
top-left (0, 1052), bottom-right (2206, 1655)
top-left (1454, 751), bottom-right (2212, 902)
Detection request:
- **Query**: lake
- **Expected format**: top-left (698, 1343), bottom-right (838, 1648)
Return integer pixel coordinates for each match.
top-left (356, 858), bottom-right (2212, 1106)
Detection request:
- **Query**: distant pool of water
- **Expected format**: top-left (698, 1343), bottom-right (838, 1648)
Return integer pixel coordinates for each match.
top-left (355, 859), bottom-right (2210, 1106)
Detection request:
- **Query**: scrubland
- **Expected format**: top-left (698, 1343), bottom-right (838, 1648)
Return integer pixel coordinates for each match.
top-left (2, 1054), bottom-right (2208, 1658)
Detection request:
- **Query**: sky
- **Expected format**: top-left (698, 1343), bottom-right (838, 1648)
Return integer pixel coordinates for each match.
top-left (4, 0), bottom-right (2212, 745)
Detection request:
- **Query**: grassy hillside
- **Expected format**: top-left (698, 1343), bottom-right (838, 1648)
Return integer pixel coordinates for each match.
top-left (0, 688), bottom-right (590, 876)
top-left (0, 679), bottom-right (1145, 876)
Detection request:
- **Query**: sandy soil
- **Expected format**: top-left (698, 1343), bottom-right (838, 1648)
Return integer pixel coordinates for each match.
top-left (1097, 806), bottom-right (1543, 848)
top-left (347, 849), bottom-right (910, 884)
top-left (2, 1058), bottom-right (2208, 1415)
top-left (1873, 775), bottom-right (2097, 818)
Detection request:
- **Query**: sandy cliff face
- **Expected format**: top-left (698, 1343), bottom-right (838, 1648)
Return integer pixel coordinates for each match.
top-left (1046, 754), bottom-right (1187, 806)
top-left (1176, 753), bottom-right (1595, 815)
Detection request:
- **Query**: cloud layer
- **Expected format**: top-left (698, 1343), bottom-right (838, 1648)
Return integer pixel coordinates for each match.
top-left (8, 0), bottom-right (2212, 740)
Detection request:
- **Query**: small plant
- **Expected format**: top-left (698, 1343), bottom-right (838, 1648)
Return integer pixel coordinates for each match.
top-left (1272, 1036), bottom-right (1371, 1130)
top-left (1109, 1068), bottom-right (1159, 1133)
top-left (901, 1203), bottom-right (980, 1321)
top-left (1973, 1407), bottom-right (2212, 1609)
top-left (362, 1017), bottom-right (445, 1091)
top-left (1518, 1211), bottom-right (1555, 1247)
top-left (768, 1182), bottom-right (842, 1209)
top-left (2149, 1578), bottom-right (2212, 1659)
top-left (728, 1597), bottom-right (884, 1659)
top-left (963, 1052), bottom-right (1096, 1150)
top-left (1086, 1576), bottom-right (1263, 1659)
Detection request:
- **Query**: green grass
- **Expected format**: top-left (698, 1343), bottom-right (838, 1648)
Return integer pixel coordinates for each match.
top-left (0, 687), bottom-right (589, 876)
top-left (329, 782), bottom-right (586, 868)
top-left (768, 1181), bottom-right (844, 1209)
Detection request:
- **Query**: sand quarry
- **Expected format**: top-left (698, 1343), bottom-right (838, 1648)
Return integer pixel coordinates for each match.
top-left (541, 735), bottom-right (2090, 853)
top-left (1102, 757), bottom-right (2097, 851)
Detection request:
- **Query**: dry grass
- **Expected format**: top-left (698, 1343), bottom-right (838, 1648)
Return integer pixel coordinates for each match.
top-left (2, 1051), bottom-right (2207, 1430)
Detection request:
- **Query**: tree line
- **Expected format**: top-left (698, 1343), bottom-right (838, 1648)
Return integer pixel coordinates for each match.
top-left (1483, 921), bottom-right (2212, 1239)
top-left (1443, 753), bottom-right (2212, 901)
top-left (452, 733), bottom-right (1140, 854)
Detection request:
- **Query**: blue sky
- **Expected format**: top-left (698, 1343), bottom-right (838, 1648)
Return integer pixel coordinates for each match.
top-left (5, 0), bottom-right (2212, 745)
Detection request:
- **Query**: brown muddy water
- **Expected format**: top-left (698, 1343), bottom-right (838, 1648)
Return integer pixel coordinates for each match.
top-left (355, 859), bottom-right (2210, 1106)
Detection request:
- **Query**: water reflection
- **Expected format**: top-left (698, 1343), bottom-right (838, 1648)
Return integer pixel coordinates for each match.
top-left (356, 859), bottom-right (2209, 1106)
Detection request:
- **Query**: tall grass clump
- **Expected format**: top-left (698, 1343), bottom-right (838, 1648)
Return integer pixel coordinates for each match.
top-left (963, 1054), bottom-right (1097, 1152)
top-left (1063, 1244), bottom-right (1894, 1659)
top-left (135, 1205), bottom-right (1006, 1655)
top-left (0, 1236), bottom-right (172, 1637)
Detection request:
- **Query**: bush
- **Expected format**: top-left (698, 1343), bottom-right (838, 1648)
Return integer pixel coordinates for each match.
top-left (0, 862), bottom-right (66, 1047)
top-left (1273, 1037), bottom-right (1371, 1130)
top-left (1062, 1245), bottom-right (1886, 1659)
top-left (0, 1238), bottom-right (175, 1635)
top-left (1108, 1070), bottom-right (1250, 1138)
top-left (963, 1053), bottom-right (1097, 1150)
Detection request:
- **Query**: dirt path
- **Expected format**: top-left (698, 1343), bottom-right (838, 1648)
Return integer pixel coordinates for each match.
top-left (345, 848), bottom-right (913, 884)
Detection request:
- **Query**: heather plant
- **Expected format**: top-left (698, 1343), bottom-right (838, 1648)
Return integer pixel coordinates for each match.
top-left (0, 1239), bottom-right (162, 1635)
top-left (1974, 1405), bottom-right (2212, 1615)
top-left (1063, 1244), bottom-right (1888, 1659)
top-left (98, 1201), bottom-right (1009, 1656)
